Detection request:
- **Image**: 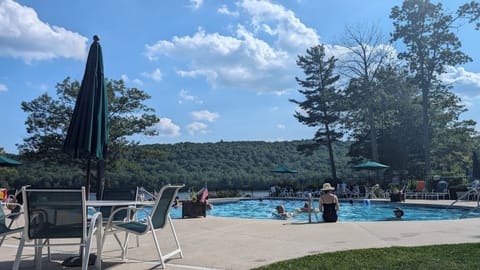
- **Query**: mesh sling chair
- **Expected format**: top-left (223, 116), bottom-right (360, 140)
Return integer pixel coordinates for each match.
top-left (103, 184), bottom-right (184, 268)
top-left (94, 187), bottom-right (139, 222)
top-left (13, 187), bottom-right (102, 270)
top-left (0, 203), bottom-right (23, 247)
top-left (94, 187), bottom-right (140, 247)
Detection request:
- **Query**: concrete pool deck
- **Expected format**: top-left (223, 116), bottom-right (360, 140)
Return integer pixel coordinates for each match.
top-left (1, 199), bottom-right (480, 269)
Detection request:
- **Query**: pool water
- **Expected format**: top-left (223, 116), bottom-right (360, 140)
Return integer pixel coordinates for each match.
top-left (168, 199), bottom-right (480, 222)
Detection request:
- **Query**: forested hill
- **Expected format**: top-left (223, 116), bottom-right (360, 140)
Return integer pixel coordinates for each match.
top-left (8, 140), bottom-right (354, 192)
top-left (124, 140), bottom-right (354, 191)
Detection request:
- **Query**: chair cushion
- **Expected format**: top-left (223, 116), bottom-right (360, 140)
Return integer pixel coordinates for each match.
top-left (0, 223), bottom-right (8, 233)
top-left (115, 221), bottom-right (147, 234)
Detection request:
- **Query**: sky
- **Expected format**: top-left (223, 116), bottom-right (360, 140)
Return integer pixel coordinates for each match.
top-left (1, 0), bottom-right (480, 154)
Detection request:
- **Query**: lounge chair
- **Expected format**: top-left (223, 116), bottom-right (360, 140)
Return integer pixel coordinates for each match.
top-left (414, 180), bottom-right (427, 199)
top-left (0, 203), bottom-right (23, 247)
top-left (103, 184), bottom-right (184, 268)
top-left (13, 187), bottom-right (102, 270)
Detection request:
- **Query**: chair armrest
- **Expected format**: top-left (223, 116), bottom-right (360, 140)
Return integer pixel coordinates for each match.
top-left (105, 206), bottom-right (139, 227)
top-left (89, 211), bottom-right (102, 228)
top-left (5, 211), bottom-right (23, 222)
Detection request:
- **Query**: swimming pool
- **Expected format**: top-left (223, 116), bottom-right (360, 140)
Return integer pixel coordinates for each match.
top-left (169, 199), bottom-right (480, 222)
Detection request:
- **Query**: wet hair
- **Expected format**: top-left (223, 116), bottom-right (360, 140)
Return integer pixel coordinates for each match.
top-left (393, 208), bottom-right (404, 217)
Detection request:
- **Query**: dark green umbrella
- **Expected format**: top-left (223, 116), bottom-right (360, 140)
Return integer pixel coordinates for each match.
top-left (352, 161), bottom-right (389, 184)
top-left (352, 161), bottom-right (389, 170)
top-left (64, 35), bottom-right (108, 198)
top-left (0, 155), bottom-right (23, 167)
top-left (271, 167), bottom-right (297, 174)
top-left (271, 167), bottom-right (301, 194)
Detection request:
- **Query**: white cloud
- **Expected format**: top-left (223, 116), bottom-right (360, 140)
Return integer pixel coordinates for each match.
top-left (191, 110), bottom-right (219, 122)
top-left (239, 0), bottom-right (319, 51)
top-left (0, 0), bottom-right (87, 63)
top-left (276, 124), bottom-right (286, 129)
top-left (157, 117), bottom-right (181, 137)
top-left (142, 68), bottom-right (163, 81)
top-left (440, 66), bottom-right (480, 87)
top-left (132, 78), bottom-right (143, 85)
top-left (189, 0), bottom-right (203, 10)
top-left (0, 83), bottom-right (7, 92)
top-left (144, 0), bottom-right (320, 93)
top-left (121, 74), bottom-right (143, 86)
top-left (218, 4), bottom-right (239, 17)
top-left (438, 66), bottom-right (480, 104)
top-left (187, 121), bottom-right (208, 135)
top-left (179, 89), bottom-right (203, 104)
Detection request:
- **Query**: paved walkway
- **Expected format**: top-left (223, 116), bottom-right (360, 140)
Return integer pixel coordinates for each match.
top-left (1, 199), bottom-right (480, 269)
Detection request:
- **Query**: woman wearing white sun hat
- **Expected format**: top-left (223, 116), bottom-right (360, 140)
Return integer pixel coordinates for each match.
top-left (319, 183), bottom-right (340, 222)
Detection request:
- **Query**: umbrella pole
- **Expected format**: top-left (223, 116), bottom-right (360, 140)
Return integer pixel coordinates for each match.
top-left (86, 158), bottom-right (91, 199)
top-left (96, 160), bottom-right (106, 200)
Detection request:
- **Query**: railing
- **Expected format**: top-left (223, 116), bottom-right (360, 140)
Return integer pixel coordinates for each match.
top-left (447, 186), bottom-right (480, 209)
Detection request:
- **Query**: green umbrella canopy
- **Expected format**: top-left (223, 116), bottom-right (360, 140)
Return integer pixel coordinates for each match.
top-left (271, 167), bottom-right (297, 173)
top-left (352, 161), bottom-right (389, 170)
top-left (63, 35), bottom-right (108, 195)
top-left (0, 155), bottom-right (23, 167)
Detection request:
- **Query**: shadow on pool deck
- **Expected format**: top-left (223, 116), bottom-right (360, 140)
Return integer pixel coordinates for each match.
top-left (2, 199), bottom-right (480, 270)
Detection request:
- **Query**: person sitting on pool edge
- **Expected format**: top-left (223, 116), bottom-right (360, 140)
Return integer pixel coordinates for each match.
top-left (319, 183), bottom-right (339, 222)
top-left (275, 205), bottom-right (292, 218)
top-left (172, 196), bottom-right (182, 208)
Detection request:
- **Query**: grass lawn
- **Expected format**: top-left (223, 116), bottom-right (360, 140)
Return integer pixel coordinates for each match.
top-left (253, 243), bottom-right (480, 270)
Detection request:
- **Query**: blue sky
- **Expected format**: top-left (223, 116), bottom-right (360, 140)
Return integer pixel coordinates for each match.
top-left (1, 0), bottom-right (480, 154)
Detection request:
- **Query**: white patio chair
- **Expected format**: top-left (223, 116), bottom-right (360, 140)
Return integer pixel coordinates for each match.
top-left (102, 184), bottom-right (184, 268)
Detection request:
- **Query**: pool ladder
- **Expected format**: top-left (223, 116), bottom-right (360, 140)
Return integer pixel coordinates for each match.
top-left (447, 187), bottom-right (480, 219)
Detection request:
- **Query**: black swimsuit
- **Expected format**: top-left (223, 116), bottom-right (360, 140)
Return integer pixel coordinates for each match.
top-left (322, 203), bottom-right (338, 222)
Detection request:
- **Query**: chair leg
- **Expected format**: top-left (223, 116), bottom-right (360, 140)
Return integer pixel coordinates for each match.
top-left (151, 229), bottom-right (166, 268)
top-left (168, 216), bottom-right (183, 258)
top-left (13, 236), bottom-right (25, 270)
top-left (96, 222), bottom-right (103, 270)
top-left (120, 232), bottom-right (130, 261)
top-left (82, 244), bottom-right (89, 270)
top-left (35, 239), bottom-right (43, 270)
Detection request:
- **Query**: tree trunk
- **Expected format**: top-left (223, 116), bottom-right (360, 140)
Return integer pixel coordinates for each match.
top-left (325, 123), bottom-right (337, 180)
top-left (422, 87), bottom-right (431, 180)
top-left (368, 107), bottom-right (379, 162)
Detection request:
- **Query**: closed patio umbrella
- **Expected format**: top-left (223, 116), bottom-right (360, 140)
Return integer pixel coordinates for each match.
top-left (63, 35), bottom-right (108, 199)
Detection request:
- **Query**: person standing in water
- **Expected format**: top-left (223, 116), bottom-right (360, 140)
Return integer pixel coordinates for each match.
top-left (319, 183), bottom-right (339, 222)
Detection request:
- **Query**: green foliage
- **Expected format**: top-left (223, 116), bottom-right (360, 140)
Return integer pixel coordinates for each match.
top-left (9, 140), bottom-right (354, 191)
top-left (390, 0), bottom-right (475, 177)
top-left (341, 23), bottom-right (394, 162)
top-left (253, 243), bottom-right (480, 270)
top-left (18, 77), bottom-right (160, 164)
